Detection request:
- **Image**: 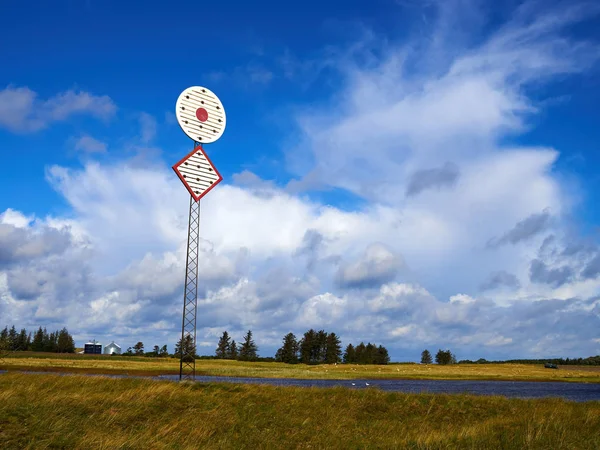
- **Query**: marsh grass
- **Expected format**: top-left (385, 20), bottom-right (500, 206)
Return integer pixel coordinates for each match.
top-left (0, 373), bottom-right (599, 449)
top-left (2, 353), bottom-right (600, 383)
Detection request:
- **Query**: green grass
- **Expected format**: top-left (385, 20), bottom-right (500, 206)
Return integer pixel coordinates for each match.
top-left (2, 352), bottom-right (600, 383)
top-left (0, 372), bottom-right (599, 449)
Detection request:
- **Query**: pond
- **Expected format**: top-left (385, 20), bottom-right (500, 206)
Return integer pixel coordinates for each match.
top-left (3, 370), bottom-right (600, 402)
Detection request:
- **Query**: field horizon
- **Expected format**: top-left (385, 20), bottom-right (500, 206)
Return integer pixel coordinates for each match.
top-left (2, 352), bottom-right (599, 383)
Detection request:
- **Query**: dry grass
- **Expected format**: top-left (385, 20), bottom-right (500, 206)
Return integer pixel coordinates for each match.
top-left (0, 372), bottom-right (598, 449)
top-left (2, 354), bottom-right (600, 383)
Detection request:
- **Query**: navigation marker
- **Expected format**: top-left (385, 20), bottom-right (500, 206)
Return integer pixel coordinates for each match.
top-left (173, 85), bottom-right (226, 381)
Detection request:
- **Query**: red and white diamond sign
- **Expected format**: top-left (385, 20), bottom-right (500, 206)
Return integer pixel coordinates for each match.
top-left (172, 145), bottom-right (223, 202)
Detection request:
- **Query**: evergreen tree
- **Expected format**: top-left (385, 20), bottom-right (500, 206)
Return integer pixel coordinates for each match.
top-left (175, 335), bottom-right (196, 362)
top-left (8, 325), bottom-right (17, 351)
top-left (275, 332), bottom-right (299, 364)
top-left (315, 330), bottom-right (328, 363)
top-left (239, 330), bottom-right (258, 361)
top-left (152, 345), bottom-right (160, 356)
top-left (133, 341), bottom-right (144, 355)
top-left (421, 349), bottom-right (433, 364)
top-left (159, 345), bottom-right (169, 357)
top-left (343, 343), bottom-right (356, 363)
top-left (215, 331), bottom-right (231, 359)
top-left (31, 327), bottom-right (44, 352)
top-left (56, 328), bottom-right (75, 353)
top-left (299, 329), bottom-right (316, 364)
top-left (0, 327), bottom-right (8, 343)
top-left (229, 340), bottom-right (238, 360)
top-left (435, 349), bottom-right (453, 365)
top-left (365, 343), bottom-right (377, 364)
top-left (355, 342), bottom-right (367, 364)
top-left (376, 345), bottom-right (390, 364)
top-left (17, 328), bottom-right (28, 351)
top-left (45, 331), bottom-right (58, 352)
top-left (325, 332), bottom-right (342, 364)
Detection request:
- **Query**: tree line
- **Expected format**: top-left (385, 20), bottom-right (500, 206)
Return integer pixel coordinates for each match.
top-left (420, 349), bottom-right (457, 365)
top-left (344, 342), bottom-right (390, 364)
top-left (0, 325), bottom-right (75, 353)
top-left (458, 356), bottom-right (600, 366)
top-left (215, 330), bottom-right (258, 361)
top-left (211, 329), bottom-right (390, 365)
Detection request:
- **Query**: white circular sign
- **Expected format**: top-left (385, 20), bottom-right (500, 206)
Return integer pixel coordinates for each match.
top-left (175, 86), bottom-right (226, 144)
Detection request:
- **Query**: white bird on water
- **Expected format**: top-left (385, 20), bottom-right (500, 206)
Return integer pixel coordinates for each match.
top-left (365, 382), bottom-right (370, 386)
top-left (351, 382), bottom-right (356, 386)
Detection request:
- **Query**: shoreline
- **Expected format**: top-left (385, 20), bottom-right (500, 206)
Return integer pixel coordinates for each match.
top-left (2, 365), bottom-right (600, 384)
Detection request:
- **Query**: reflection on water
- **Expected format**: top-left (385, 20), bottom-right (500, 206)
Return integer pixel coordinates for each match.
top-left (2, 370), bottom-right (599, 402)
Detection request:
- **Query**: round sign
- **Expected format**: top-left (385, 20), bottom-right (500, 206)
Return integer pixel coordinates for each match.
top-left (175, 86), bottom-right (226, 144)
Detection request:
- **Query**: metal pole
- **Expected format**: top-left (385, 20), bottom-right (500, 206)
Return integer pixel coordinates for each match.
top-left (179, 143), bottom-right (201, 381)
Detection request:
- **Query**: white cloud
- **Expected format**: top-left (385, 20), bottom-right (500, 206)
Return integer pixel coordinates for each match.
top-left (0, 85), bottom-right (117, 133)
top-left (74, 135), bottom-right (107, 153)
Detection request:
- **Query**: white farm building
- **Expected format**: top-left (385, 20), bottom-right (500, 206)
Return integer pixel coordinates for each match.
top-left (104, 341), bottom-right (121, 355)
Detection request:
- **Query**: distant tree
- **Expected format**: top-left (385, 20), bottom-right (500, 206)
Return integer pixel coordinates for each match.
top-left (316, 330), bottom-right (328, 363)
top-left (124, 347), bottom-right (134, 356)
top-left (365, 343), bottom-right (377, 364)
top-left (299, 329), bottom-right (316, 364)
top-left (0, 327), bottom-right (8, 344)
top-left (30, 327), bottom-right (42, 351)
top-left (239, 330), bottom-right (258, 361)
top-left (159, 345), bottom-right (169, 357)
top-left (355, 342), bottom-right (367, 364)
top-left (343, 343), bottom-right (356, 364)
top-left (215, 331), bottom-right (231, 359)
top-left (133, 341), bottom-right (144, 355)
top-left (8, 326), bottom-right (17, 351)
top-left (228, 340), bottom-right (238, 360)
top-left (45, 331), bottom-right (58, 352)
top-left (375, 345), bottom-right (390, 365)
top-left (151, 345), bottom-right (160, 357)
top-left (275, 333), bottom-right (299, 364)
top-left (325, 333), bottom-right (342, 364)
top-left (175, 335), bottom-right (196, 362)
top-left (17, 328), bottom-right (29, 351)
top-left (421, 349), bottom-right (432, 365)
top-left (56, 328), bottom-right (75, 353)
top-left (435, 349), bottom-right (453, 365)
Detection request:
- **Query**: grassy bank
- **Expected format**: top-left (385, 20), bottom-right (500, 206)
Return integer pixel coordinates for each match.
top-left (1, 353), bottom-right (600, 383)
top-left (0, 373), bottom-right (599, 449)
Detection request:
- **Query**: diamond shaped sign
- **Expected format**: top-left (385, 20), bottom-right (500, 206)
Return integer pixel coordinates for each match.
top-left (172, 145), bottom-right (223, 202)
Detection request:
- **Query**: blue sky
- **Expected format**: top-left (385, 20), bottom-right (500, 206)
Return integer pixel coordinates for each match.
top-left (1, 0), bottom-right (599, 360)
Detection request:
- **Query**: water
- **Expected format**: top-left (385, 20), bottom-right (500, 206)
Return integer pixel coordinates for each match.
top-left (2, 370), bottom-right (599, 402)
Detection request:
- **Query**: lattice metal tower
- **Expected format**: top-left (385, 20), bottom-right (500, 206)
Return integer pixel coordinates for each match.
top-left (179, 194), bottom-right (200, 380)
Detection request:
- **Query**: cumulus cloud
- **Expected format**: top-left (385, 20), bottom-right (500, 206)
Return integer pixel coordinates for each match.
top-left (529, 259), bottom-right (573, 287)
top-left (0, 213), bottom-right (73, 267)
top-left (336, 243), bottom-right (404, 289)
top-left (0, 85), bottom-right (116, 133)
top-left (480, 270), bottom-right (521, 291)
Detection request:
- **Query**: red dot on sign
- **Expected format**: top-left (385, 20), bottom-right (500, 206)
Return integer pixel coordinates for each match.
top-left (196, 108), bottom-right (208, 122)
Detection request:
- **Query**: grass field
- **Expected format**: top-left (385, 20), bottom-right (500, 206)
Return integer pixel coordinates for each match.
top-left (1, 352), bottom-right (600, 383)
top-left (0, 372), bottom-right (599, 449)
